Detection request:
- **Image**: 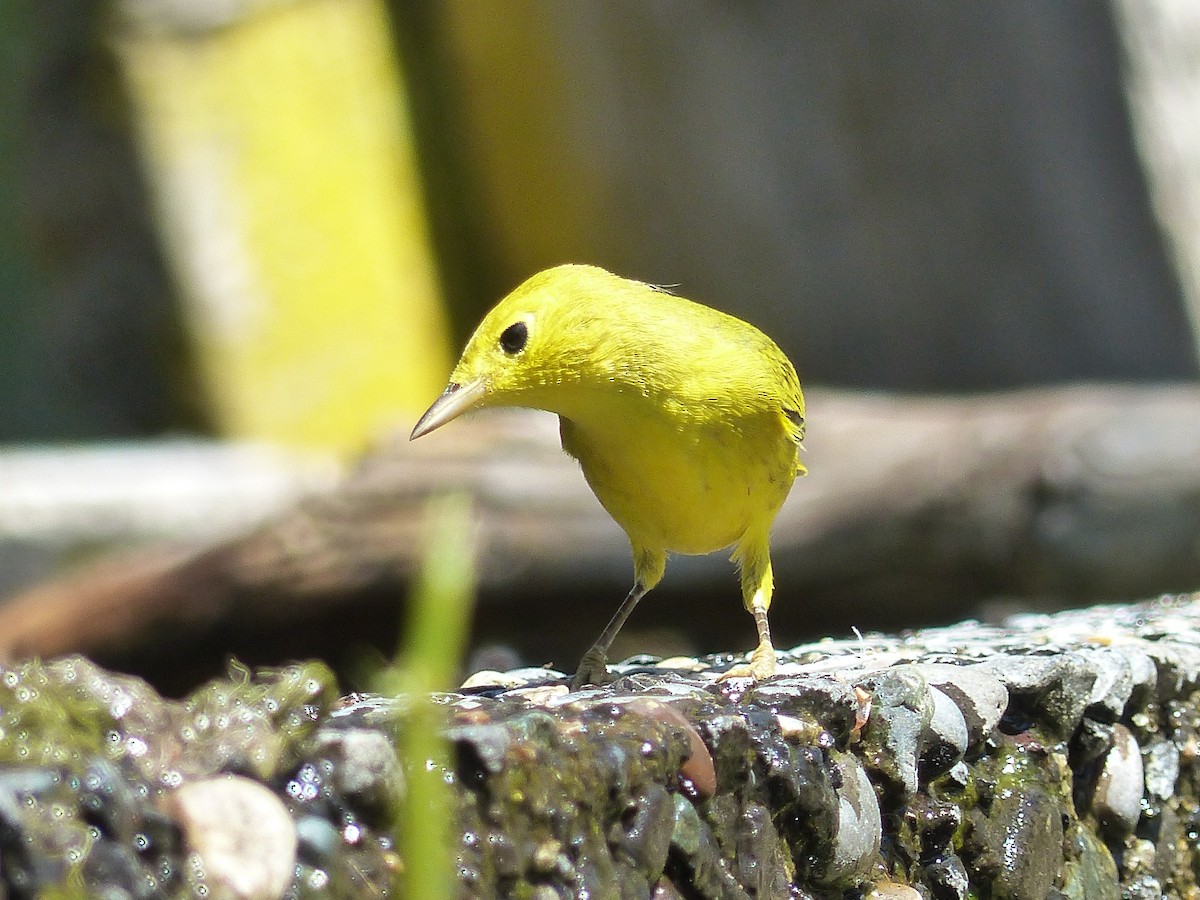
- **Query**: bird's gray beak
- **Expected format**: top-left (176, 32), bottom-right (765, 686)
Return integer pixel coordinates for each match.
top-left (410, 378), bottom-right (488, 440)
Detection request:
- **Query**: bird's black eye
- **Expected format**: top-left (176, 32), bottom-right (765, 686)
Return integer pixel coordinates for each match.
top-left (499, 321), bottom-right (528, 354)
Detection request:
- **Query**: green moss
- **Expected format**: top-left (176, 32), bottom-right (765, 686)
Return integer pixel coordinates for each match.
top-left (0, 656), bottom-right (340, 898)
top-left (180, 658), bottom-right (338, 781)
top-left (924, 733), bottom-right (1077, 900)
top-left (0, 658), bottom-right (127, 771)
top-left (445, 703), bottom-right (693, 897)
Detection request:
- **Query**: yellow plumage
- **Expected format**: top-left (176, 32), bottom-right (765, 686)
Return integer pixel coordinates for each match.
top-left (411, 264), bottom-right (805, 686)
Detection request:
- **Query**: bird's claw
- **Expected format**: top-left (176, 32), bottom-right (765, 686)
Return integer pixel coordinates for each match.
top-left (570, 647), bottom-right (615, 690)
top-left (716, 643), bottom-right (778, 683)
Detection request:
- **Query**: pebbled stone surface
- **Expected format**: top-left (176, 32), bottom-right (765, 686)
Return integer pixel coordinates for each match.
top-left (0, 596), bottom-right (1199, 896)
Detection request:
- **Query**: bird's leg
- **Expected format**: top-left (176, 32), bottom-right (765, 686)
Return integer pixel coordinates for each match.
top-left (570, 582), bottom-right (648, 690)
top-left (718, 594), bottom-right (779, 681)
top-left (719, 537), bottom-right (779, 681)
top-left (747, 602), bottom-right (778, 680)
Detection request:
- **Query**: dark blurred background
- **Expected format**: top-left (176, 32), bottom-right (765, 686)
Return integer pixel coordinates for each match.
top-left (3, 2), bottom-right (1197, 440)
top-left (0, 1), bottom-right (1198, 689)
top-left (403, 2), bottom-right (1199, 389)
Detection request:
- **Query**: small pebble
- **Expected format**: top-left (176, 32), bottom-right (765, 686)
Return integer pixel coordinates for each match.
top-left (1141, 739), bottom-right (1179, 801)
top-left (1092, 724), bottom-right (1144, 833)
top-left (459, 670), bottom-right (524, 690)
top-left (294, 815), bottom-right (341, 864)
top-left (923, 852), bottom-right (969, 900)
top-left (775, 713), bottom-right (822, 743)
top-left (164, 775), bottom-right (296, 900)
top-left (1122, 874), bottom-right (1163, 899)
top-left (922, 688), bottom-right (968, 775)
top-left (865, 883), bottom-right (922, 899)
top-left (460, 667), bottom-right (564, 690)
top-left (655, 657), bottom-right (705, 672)
top-left (915, 663), bottom-right (1008, 746)
top-left (857, 666), bottom-right (931, 796)
top-left (530, 839), bottom-right (561, 875)
top-left (507, 684), bottom-right (571, 705)
top-left (314, 728), bottom-right (401, 805)
top-left (821, 754), bottom-right (881, 885)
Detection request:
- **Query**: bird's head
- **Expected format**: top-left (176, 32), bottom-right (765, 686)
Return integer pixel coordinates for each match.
top-left (411, 264), bottom-right (634, 439)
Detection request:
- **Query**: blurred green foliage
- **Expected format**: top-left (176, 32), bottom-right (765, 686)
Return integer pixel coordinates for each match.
top-left (371, 493), bottom-right (476, 898)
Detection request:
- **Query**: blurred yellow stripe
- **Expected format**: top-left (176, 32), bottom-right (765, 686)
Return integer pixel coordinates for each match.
top-left (118, 0), bottom-right (451, 458)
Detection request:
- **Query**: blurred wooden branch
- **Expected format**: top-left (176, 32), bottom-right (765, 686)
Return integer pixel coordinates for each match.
top-left (1, 384), bottom-right (1199, 690)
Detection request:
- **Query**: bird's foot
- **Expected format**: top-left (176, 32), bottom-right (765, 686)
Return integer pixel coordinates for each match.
top-left (716, 642), bottom-right (778, 682)
top-left (570, 647), bottom-right (615, 691)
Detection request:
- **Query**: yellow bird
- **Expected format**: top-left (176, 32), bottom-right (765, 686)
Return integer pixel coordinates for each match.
top-left (411, 265), bottom-right (805, 688)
